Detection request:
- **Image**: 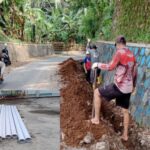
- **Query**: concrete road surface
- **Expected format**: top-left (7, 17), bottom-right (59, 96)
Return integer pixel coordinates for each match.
top-left (0, 97), bottom-right (60, 150)
top-left (0, 55), bottom-right (83, 92)
top-left (0, 54), bottom-right (84, 150)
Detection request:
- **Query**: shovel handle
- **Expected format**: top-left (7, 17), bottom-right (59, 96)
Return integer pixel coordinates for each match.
top-left (93, 68), bottom-right (97, 90)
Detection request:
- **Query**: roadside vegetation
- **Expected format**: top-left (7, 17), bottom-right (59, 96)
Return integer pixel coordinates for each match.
top-left (0, 0), bottom-right (149, 43)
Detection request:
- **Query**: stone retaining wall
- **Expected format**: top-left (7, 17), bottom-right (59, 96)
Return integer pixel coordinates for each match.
top-left (52, 42), bottom-right (85, 51)
top-left (0, 42), bottom-right (54, 62)
top-left (96, 41), bottom-right (150, 127)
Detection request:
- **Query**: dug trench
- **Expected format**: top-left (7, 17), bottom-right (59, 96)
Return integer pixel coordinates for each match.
top-left (59, 58), bottom-right (147, 150)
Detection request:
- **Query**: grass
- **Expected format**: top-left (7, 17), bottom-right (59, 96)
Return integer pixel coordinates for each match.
top-left (111, 0), bottom-right (150, 43)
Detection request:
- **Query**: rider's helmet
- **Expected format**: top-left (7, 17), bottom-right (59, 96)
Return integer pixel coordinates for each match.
top-left (4, 43), bottom-right (7, 48)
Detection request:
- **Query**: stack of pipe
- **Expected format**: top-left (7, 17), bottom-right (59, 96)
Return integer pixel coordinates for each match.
top-left (0, 105), bottom-right (31, 143)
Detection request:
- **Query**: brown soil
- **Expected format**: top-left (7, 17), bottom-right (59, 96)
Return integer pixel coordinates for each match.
top-left (59, 58), bottom-right (112, 146)
top-left (59, 58), bottom-right (141, 149)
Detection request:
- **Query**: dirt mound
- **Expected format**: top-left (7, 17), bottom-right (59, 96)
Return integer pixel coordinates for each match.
top-left (59, 58), bottom-right (84, 81)
top-left (101, 100), bottom-right (123, 132)
top-left (59, 58), bottom-right (143, 149)
top-left (59, 58), bottom-right (112, 146)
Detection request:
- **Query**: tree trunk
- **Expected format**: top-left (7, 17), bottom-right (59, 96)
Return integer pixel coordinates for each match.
top-left (31, 24), bottom-right (36, 42)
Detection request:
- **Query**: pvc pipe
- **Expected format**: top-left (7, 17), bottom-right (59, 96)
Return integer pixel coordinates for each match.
top-left (0, 105), bottom-right (3, 139)
top-left (0, 105), bottom-right (31, 143)
top-left (5, 106), bottom-right (11, 138)
top-left (0, 105), bottom-right (3, 140)
top-left (13, 106), bottom-right (31, 142)
top-left (1, 105), bottom-right (6, 139)
top-left (8, 105), bottom-right (17, 138)
top-left (11, 106), bottom-right (25, 142)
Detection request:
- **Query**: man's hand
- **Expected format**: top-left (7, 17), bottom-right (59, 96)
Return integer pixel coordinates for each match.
top-left (87, 38), bottom-right (91, 43)
top-left (92, 63), bottom-right (98, 69)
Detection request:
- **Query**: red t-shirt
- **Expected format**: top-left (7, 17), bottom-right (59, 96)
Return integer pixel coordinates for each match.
top-left (98, 47), bottom-right (137, 93)
top-left (84, 57), bottom-right (91, 70)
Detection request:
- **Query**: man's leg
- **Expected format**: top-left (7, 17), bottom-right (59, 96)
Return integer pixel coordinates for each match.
top-left (87, 70), bottom-right (91, 83)
top-left (0, 61), bottom-right (5, 80)
top-left (121, 108), bottom-right (129, 141)
top-left (91, 88), bottom-right (102, 124)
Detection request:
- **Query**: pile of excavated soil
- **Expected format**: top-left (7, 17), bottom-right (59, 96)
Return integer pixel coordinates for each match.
top-left (59, 58), bottom-right (144, 150)
top-left (59, 58), bottom-right (112, 146)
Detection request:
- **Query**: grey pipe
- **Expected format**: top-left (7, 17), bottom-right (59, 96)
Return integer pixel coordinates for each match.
top-left (8, 105), bottom-right (17, 138)
top-left (11, 106), bottom-right (25, 142)
top-left (13, 106), bottom-right (31, 142)
top-left (5, 106), bottom-right (12, 138)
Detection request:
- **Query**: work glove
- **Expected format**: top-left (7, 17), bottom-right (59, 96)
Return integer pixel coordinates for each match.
top-left (92, 62), bottom-right (99, 69)
top-left (85, 69), bottom-right (87, 74)
top-left (87, 38), bottom-right (91, 42)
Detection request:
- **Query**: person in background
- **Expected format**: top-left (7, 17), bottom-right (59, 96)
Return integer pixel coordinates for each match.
top-left (83, 51), bottom-right (92, 82)
top-left (2, 43), bottom-right (9, 55)
top-left (0, 44), bottom-right (6, 81)
top-left (2, 43), bottom-right (11, 66)
top-left (89, 44), bottom-right (101, 85)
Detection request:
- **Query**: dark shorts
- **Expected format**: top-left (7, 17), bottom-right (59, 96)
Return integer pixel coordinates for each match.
top-left (98, 83), bottom-right (131, 109)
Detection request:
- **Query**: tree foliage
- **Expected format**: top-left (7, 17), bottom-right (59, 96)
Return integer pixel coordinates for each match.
top-left (0, 0), bottom-right (114, 43)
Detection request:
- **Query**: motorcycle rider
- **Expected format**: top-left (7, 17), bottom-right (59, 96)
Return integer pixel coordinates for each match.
top-left (0, 43), bottom-right (11, 81)
top-left (2, 43), bottom-right (11, 66)
top-left (0, 51), bottom-right (6, 81)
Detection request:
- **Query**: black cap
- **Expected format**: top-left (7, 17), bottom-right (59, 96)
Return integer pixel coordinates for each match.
top-left (115, 35), bottom-right (126, 46)
top-left (92, 44), bottom-right (97, 49)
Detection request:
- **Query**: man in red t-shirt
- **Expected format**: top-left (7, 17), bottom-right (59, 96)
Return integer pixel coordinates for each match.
top-left (91, 36), bottom-right (137, 141)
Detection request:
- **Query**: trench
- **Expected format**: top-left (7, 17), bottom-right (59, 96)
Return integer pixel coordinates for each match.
top-left (59, 58), bottom-right (144, 150)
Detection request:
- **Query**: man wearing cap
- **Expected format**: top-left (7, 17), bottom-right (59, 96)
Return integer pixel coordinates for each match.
top-left (88, 44), bottom-right (101, 85)
top-left (91, 36), bottom-right (137, 141)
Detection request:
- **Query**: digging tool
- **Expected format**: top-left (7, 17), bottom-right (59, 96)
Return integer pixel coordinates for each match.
top-left (91, 68), bottom-right (98, 118)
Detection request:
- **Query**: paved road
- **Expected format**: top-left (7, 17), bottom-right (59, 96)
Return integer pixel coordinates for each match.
top-left (0, 55), bottom-right (82, 92)
top-left (0, 97), bottom-right (60, 150)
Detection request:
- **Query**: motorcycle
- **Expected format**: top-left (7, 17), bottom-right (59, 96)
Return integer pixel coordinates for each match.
top-left (2, 48), bottom-right (11, 66)
top-left (0, 48), bottom-right (11, 84)
top-left (0, 68), bottom-right (3, 84)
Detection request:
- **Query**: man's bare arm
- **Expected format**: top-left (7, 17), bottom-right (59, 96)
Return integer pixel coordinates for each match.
top-left (98, 51), bottom-right (120, 71)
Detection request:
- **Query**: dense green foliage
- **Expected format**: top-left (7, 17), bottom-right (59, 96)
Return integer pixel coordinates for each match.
top-left (113, 0), bottom-right (150, 43)
top-left (0, 0), bottom-right (149, 43)
top-left (0, 0), bottom-right (26, 40)
top-left (0, 0), bottom-right (114, 43)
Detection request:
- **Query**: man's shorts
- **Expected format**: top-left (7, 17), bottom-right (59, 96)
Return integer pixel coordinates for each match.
top-left (98, 83), bottom-right (131, 109)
